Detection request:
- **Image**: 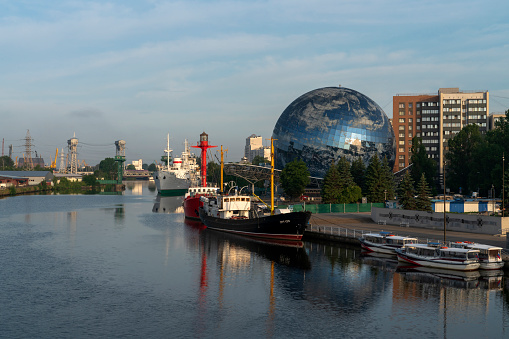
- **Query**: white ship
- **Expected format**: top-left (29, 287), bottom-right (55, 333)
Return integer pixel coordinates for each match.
top-left (153, 135), bottom-right (199, 196)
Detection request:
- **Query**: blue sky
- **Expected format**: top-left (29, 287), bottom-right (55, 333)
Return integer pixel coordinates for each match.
top-left (1, 0), bottom-right (509, 166)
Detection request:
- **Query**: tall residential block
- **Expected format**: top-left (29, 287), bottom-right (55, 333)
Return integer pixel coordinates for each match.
top-left (392, 88), bottom-right (489, 181)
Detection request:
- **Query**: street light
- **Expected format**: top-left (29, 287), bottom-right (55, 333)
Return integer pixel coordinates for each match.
top-left (503, 153), bottom-right (505, 218)
top-left (443, 158), bottom-right (446, 243)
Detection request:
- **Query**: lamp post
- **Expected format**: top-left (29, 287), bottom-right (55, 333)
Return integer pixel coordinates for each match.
top-left (503, 153), bottom-right (505, 218)
top-left (443, 158), bottom-right (446, 243)
top-left (492, 184), bottom-right (495, 216)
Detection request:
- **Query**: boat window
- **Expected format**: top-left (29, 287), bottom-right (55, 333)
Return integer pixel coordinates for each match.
top-left (224, 198), bottom-right (229, 202)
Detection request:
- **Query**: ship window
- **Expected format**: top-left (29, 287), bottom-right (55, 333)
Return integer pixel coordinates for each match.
top-left (224, 198), bottom-right (229, 202)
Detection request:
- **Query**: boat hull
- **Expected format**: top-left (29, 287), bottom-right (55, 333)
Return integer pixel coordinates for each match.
top-left (479, 261), bottom-right (505, 270)
top-left (199, 208), bottom-right (311, 241)
top-left (153, 170), bottom-right (190, 196)
top-left (359, 240), bottom-right (400, 255)
top-left (184, 196), bottom-right (202, 220)
top-left (396, 251), bottom-right (480, 271)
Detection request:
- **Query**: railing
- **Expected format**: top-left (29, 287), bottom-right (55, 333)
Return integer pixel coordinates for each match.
top-left (306, 224), bottom-right (454, 247)
top-left (278, 202), bottom-right (384, 214)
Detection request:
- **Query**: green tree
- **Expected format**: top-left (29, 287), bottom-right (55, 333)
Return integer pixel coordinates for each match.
top-left (446, 124), bottom-right (483, 194)
top-left (148, 163), bottom-right (157, 171)
top-left (365, 155), bottom-right (385, 202)
top-left (321, 162), bottom-right (342, 203)
top-left (381, 156), bottom-right (396, 200)
top-left (410, 136), bottom-right (436, 191)
top-left (207, 161), bottom-right (221, 187)
top-left (82, 174), bottom-right (99, 186)
top-left (98, 158), bottom-right (117, 180)
top-left (350, 157), bottom-right (366, 195)
top-left (126, 164), bottom-right (136, 170)
top-left (398, 171), bottom-right (417, 210)
top-left (0, 156), bottom-right (14, 169)
top-left (251, 155), bottom-right (269, 165)
top-left (280, 159), bottom-right (310, 200)
top-left (337, 158), bottom-right (362, 203)
top-left (415, 173), bottom-right (432, 211)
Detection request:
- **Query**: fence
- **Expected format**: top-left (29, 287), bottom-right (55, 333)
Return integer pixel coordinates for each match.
top-left (278, 202), bottom-right (384, 214)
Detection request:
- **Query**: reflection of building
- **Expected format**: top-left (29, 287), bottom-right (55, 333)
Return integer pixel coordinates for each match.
top-left (244, 134), bottom-right (270, 163)
top-left (272, 86), bottom-right (395, 178)
top-left (392, 88), bottom-right (489, 174)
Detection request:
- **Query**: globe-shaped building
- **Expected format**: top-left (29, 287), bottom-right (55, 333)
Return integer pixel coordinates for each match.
top-left (272, 86), bottom-right (395, 178)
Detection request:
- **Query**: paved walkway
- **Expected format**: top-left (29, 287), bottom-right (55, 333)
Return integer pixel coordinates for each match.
top-left (309, 212), bottom-right (508, 249)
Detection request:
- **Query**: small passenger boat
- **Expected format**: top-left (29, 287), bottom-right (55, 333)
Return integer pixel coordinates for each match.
top-left (395, 243), bottom-right (480, 271)
top-left (359, 231), bottom-right (418, 255)
top-left (449, 242), bottom-right (504, 270)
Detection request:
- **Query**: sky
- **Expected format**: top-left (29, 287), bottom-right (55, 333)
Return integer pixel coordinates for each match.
top-left (1, 0), bottom-right (509, 166)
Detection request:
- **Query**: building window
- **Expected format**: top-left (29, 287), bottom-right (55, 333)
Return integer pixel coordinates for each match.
top-left (399, 103), bottom-right (405, 108)
top-left (409, 118), bottom-right (413, 123)
top-left (399, 133), bottom-right (405, 138)
top-left (399, 111), bottom-right (405, 116)
top-left (399, 140), bottom-right (405, 145)
top-left (408, 103), bottom-right (413, 108)
top-left (399, 118), bottom-right (405, 123)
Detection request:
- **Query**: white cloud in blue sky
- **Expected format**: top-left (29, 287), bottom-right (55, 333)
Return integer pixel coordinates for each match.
top-left (1, 0), bottom-right (509, 164)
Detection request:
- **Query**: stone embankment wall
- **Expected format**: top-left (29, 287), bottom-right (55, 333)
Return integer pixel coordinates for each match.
top-left (372, 207), bottom-right (509, 236)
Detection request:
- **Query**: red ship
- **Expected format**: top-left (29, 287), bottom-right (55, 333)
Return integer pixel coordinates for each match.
top-left (183, 132), bottom-right (219, 220)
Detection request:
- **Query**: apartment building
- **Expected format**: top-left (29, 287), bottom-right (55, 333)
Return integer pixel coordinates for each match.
top-left (392, 88), bottom-right (489, 177)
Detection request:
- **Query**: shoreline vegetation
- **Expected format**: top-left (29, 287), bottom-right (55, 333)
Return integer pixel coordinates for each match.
top-left (0, 179), bottom-right (124, 197)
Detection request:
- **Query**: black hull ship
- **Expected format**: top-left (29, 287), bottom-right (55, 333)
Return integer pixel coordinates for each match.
top-left (199, 203), bottom-right (311, 241)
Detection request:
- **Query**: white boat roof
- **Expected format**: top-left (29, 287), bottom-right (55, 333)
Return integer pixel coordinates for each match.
top-left (387, 235), bottom-right (418, 241)
top-left (440, 247), bottom-right (480, 253)
top-left (466, 244), bottom-right (502, 250)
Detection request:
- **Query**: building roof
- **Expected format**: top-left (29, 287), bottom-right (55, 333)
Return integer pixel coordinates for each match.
top-left (0, 171), bottom-right (52, 177)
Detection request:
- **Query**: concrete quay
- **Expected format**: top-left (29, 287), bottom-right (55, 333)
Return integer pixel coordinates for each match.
top-left (305, 212), bottom-right (508, 252)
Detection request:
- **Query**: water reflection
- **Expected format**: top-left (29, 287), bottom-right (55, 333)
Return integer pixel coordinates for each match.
top-left (152, 196), bottom-right (184, 214)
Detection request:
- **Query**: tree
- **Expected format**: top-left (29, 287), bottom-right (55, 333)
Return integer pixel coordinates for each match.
top-left (97, 158), bottom-right (117, 180)
top-left (148, 163), bottom-right (157, 171)
top-left (446, 124), bottom-right (483, 194)
top-left (82, 174), bottom-right (99, 186)
top-left (207, 161), bottom-right (221, 186)
top-left (397, 171), bottom-right (417, 210)
top-left (350, 157), bottom-right (366, 195)
top-left (321, 162), bottom-right (342, 203)
top-left (410, 136), bottom-right (436, 192)
top-left (251, 155), bottom-right (269, 166)
top-left (336, 157), bottom-right (362, 203)
top-left (126, 164), bottom-right (136, 170)
top-left (381, 156), bottom-right (396, 201)
top-left (365, 155), bottom-right (385, 203)
top-left (280, 159), bottom-right (310, 200)
top-left (415, 173), bottom-right (432, 211)
top-left (0, 156), bottom-right (14, 170)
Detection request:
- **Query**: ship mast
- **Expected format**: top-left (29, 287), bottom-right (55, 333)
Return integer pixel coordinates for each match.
top-left (270, 137), bottom-right (276, 215)
top-left (164, 133), bottom-right (172, 170)
top-left (192, 132), bottom-right (217, 187)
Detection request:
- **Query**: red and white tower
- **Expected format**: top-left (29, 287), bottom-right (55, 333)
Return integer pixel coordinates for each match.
top-left (192, 132), bottom-right (217, 187)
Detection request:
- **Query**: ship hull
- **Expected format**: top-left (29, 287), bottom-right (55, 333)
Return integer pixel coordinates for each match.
top-left (198, 208), bottom-right (311, 241)
top-left (184, 196), bottom-right (202, 220)
top-left (153, 170), bottom-right (191, 196)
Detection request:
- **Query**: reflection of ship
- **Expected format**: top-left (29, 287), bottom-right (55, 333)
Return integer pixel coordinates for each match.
top-left (360, 250), bottom-right (399, 269)
top-left (203, 226), bottom-right (311, 269)
top-left (152, 196), bottom-right (184, 214)
top-left (153, 134), bottom-right (199, 196)
top-left (396, 265), bottom-right (481, 289)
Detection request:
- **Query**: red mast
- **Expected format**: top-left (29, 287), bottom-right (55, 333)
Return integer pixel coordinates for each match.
top-left (192, 132), bottom-right (217, 187)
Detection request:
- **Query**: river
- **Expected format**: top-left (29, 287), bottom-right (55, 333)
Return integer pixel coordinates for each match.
top-left (0, 181), bottom-right (508, 338)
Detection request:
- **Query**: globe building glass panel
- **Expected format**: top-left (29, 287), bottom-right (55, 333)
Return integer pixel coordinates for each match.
top-left (272, 87), bottom-right (396, 178)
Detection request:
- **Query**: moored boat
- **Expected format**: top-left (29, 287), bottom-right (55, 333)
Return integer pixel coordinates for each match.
top-left (359, 231), bottom-right (418, 255)
top-left (183, 132), bottom-right (219, 220)
top-left (449, 241), bottom-right (504, 270)
top-left (199, 193), bottom-right (311, 241)
top-left (395, 243), bottom-right (480, 271)
top-left (153, 135), bottom-right (199, 196)
top-left (198, 137), bottom-right (311, 241)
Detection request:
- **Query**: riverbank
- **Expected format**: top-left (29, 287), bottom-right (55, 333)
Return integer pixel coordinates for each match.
top-left (0, 183), bottom-right (125, 197)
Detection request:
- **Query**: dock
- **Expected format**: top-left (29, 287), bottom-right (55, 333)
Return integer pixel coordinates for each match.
top-left (304, 212), bottom-right (509, 267)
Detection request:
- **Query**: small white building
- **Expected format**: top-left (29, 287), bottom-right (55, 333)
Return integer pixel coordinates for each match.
top-left (53, 173), bottom-right (83, 183)
top-left (244, 134), bottom-right (271, 163)
top-left (131, 159), bottom-right (143, 170)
